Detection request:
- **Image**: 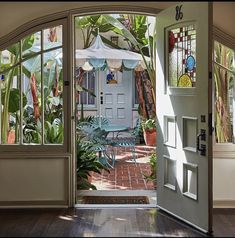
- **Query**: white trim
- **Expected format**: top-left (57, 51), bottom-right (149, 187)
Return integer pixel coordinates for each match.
top-left (213, 26), bottom-right (235, 51)
top-left (213, 27), bottom-right (235, 157)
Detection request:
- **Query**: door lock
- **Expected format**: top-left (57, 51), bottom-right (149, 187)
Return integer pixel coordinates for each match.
top-left (197, 129), bottom-right (206, 156)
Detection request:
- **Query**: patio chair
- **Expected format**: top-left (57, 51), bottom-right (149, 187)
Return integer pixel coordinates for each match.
top-left (108, 119), bottom-right (142, 167)
top-left (90, 116), bottom-right (110, 128)
top-left (77, 121), bottom-right (114, 168)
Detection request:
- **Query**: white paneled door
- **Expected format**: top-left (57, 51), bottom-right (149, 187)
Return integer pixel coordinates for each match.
top-left (156, 2), bottom-right (212, 233)
top-left (100, 70), bottom-right (132, 127)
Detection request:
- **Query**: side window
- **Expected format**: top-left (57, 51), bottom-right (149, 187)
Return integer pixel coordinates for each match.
top-left (213, 41), bottom-right (235, 143)
top-left (76, 70), bottom-right (96, 107)
top-left (0, 24), bottom-right (64, 145)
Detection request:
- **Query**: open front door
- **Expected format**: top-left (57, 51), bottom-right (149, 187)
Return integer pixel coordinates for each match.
top-left (156, 2), bottom-right (212, 232)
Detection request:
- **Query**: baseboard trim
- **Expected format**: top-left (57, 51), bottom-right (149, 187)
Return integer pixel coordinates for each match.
top-left (213, 200), bottom-right (235, 208)
top-left (0, 200), bottom-right (69, 208)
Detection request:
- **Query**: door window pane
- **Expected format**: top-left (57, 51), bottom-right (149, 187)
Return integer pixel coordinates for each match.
top-left (168, 24), bottom-right (196, 87)
top-left (22, 31), bottom-right (41, 60)
top-left (22, 56), bottom-right (42, 144)
top-left (43, 25), bottom-right (63, 50)
top-left (43, 48), bottom-right (63, 144)
top-left (0, 43), bottom-right (20, 72)
top-left (1, 66), bottom-right (20, 144)
top-left (214, 41), bottom-right (235, 143)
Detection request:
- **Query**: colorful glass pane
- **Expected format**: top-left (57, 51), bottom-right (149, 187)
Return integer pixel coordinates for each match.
top-left (168, 24), bottom-right (196, 87)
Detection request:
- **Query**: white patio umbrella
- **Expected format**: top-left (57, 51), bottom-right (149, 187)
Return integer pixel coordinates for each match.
top-left (76, 34), bottom-right (148, 126)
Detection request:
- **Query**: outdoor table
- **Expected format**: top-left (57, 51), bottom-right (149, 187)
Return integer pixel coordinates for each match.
top-left (100, 124), bottom-right (129, 138)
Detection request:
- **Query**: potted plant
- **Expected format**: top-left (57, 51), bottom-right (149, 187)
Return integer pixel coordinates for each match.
top-left (141, 118), bottom-right (156, 146)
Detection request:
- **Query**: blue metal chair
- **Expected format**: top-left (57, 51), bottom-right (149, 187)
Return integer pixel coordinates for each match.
top-left (90, 116), bottom-right (110, 128)
top-left (77, 121), bottom-right (113, 168)
top-left (108, 119), bottom-right (142, 167)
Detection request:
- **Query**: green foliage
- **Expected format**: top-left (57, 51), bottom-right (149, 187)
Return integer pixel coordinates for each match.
top-left (144, 152), bottom-right (157, 182)
top-left (1, 88), bottom-right (27, 113)
top-left (76, 136), bottom-right (109, 190)
top-left (44, 119), bottom-right (63, 144)
top-left (214, 41), bottom-right (234, 143)
top-left (1, 28), bottom-right (63, 144)
top-left (141, 118), bottom-right (156, 130)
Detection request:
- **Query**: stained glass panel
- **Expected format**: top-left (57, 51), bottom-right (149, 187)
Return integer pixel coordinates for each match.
top-left (168, 24), bottom-right (196, 87)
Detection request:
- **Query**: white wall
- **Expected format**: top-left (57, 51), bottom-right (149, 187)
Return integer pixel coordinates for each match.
top-left (0, 155), bottom-right (70, 207)
top-left (213, 158), bottom-right (235, 207)
top-left (0, 2), bottom-right (174, 39)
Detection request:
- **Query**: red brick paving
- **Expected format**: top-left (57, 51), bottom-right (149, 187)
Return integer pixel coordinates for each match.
top-left (91, 145), bottom-right (156, 190)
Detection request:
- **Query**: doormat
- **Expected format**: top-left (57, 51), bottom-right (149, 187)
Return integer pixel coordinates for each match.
top-left (82, 196), bottom-right (149, 204)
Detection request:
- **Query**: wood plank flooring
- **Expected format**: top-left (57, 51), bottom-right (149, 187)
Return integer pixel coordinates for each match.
top-left (0, 208), bottom-right (234, 237)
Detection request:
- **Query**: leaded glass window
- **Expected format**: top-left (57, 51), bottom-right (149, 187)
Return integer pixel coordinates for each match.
top-left (168, 24), bottom-right (196, 87)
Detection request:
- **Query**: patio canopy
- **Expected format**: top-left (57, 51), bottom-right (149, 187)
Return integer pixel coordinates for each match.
top-left (75, 34), bottom-right (148, 71)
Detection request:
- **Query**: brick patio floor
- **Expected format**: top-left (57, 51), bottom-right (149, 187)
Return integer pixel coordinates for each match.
top-left (90, 145), bottom-right (156, 190)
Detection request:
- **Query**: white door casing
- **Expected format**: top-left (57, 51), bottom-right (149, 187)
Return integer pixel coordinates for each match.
top-left (100, 70), bottom-right (132, 127)
top-left (156, 2), bottom-right (212, 233)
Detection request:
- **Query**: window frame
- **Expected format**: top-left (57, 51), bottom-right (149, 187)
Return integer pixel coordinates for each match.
top-left (213, 27), bottom-right (235, 159)
top-left (0, 18), bottom-right (69, 153)
top-left (76, 70), bottom-right (97, 110)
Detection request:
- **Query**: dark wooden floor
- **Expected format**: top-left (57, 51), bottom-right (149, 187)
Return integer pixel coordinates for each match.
top-left (0, 208), bottom-right (234, 237)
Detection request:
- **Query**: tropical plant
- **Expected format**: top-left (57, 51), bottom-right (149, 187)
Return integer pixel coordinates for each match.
top-left (75, 14), bottom-right (156, 120)
top-left (101, 14), bottom-right (156, 101)
top-left (143, 152), bottom-right (157, 186)
top-left (141, 118), bottom-right (156, 131)
top-left (0, 31), bottom-right (64, 144)
top-left (214, 41), bottom-right (234, 143)
top-left (44, 118), bottom-right (63, 144)
top-left (76, 135), bottom-right (109, 190)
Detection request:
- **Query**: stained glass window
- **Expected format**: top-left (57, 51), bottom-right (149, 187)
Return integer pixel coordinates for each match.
top-left (168, 24), bottom-right (196, 87)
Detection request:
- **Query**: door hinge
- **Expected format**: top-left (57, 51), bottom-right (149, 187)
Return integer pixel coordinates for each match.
top-left (208, 113), bottom-right (213, 135)
top-left (64, 81), bottom-right (70, 86)
top-left (209, 71), bottom-right (212, 79)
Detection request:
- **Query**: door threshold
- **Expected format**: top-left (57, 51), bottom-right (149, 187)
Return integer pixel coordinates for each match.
top-left (74, 204), bottom-right (157, 208)
top-left (76, 190), bottom-right (157, 206)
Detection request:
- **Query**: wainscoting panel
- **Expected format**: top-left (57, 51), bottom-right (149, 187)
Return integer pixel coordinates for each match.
top-left (0, 155), bottom-right (71, 207)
